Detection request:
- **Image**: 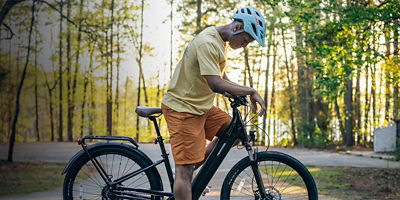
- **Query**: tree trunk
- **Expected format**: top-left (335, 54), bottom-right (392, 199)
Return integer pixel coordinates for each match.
top-left (384, 21), bottom-right (391, 122)
top-left (70, 0), bottom-right (84, 139)
top-left (45, 76), bottom-right (56, 142)
top-left (80, 75), bottom-right (88, 138)
top-left (196, 0), bottom-right (202, 32)
top-left (107, 0), bottom-right (115, 136)
top-left (355, 64), bottom-right (361, 145)
top-left (136, 0), bottom-right (145, 142)
top-left (115, 23), bottom-right (120, 135)
top-left (244, 47), bottom-right (253, 88)
top-left (344, 77), bottom-right (353, 147)
top-left (262, 21), bottom-right (273, 146)
top-left (8, 0), bottom-right (35, 162)
top-left (363, 64), bottom-right (370, 146)
top-left (269, 40), bottom-right (277, 146)
top-left (58, 0), bottom-right (63, 142)
top-left (66, 0), bottom-right (73, 142)
top-left (334, 98), bottom-right (345, 143)
top-left (280, 22), bottom-right (297, 145)
top-left (88, 42), bottom-right (95, 136)
top-left (34, 32), bottom-right (40, 142)
top-left (393, 21), bottom-right (399, 120)
top-left (0, 0), bottom-right (25, 25)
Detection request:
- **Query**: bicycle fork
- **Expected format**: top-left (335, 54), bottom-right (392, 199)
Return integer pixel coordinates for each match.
top-left (245, 144), bottom-right (269, 200)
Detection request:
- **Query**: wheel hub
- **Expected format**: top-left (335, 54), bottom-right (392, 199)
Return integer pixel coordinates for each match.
top-left (264, 186), bottom-right (281, 200)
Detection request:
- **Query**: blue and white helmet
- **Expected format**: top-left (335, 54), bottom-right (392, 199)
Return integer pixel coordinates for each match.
top-left (232, 6), bottom-right (266, 46)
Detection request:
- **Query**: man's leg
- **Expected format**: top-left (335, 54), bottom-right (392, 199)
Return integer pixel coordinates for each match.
top-left (174, 164), bottom-right (194, 200)
top-left (194, 119), bottom-right (232, 169)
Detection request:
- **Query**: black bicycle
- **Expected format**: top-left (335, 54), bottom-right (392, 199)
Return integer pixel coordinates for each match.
top-left (62, 96), bottom-right (318, 200)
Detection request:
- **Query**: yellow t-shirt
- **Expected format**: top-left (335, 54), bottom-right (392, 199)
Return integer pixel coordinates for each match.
top-left (162, 27), bottom-right (227, 115)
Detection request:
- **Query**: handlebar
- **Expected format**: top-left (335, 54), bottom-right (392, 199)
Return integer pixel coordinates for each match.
top-left (229, 96), bottom-right (249, 108)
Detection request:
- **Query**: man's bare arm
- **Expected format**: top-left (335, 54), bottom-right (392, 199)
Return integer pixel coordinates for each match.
top-left (204, 75), bottom-right (265, 116)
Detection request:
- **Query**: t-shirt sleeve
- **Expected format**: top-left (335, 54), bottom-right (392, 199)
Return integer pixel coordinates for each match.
top-left (197, 43), bottom-right (221, 76)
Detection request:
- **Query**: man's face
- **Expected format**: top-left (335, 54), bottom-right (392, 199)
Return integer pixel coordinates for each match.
top-left (228, 32), bottom-right (255, 50)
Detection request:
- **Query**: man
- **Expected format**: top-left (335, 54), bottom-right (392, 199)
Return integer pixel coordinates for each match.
top-left (161, 6), bottom-right (267, 200)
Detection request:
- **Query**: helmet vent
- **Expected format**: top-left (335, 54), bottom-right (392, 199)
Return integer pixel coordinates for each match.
top-left (246, 8), bottom-right (252, 15)
top-left (251, 23), bottom-right (257, 34)
top-left (241, 8), bottom-right (245, 13)
top-left (255, 11), bottom-right (261, 17)
top-left (236, 10), bottom-right (239, 14)
top-left (259, 21), bottom-right (263, 27)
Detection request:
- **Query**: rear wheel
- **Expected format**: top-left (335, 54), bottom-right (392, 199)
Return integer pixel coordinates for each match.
top-left (221, 151), bottom-right (318, 200)
top-left (63, 146), bottom-right (162, 200)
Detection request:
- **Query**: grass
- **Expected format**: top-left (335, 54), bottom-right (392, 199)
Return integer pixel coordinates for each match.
top-left (262, 165), bottom-right (400, 200)
top-left (0, 160), bottom-right (65, 196)
top-left (261, 165), bottom-right (348, 191)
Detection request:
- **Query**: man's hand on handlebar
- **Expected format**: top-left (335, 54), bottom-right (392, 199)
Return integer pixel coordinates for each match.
top-left (250, 91), bottom-right (266, 117)
top-left (222, 91), bottom-right (266, 117)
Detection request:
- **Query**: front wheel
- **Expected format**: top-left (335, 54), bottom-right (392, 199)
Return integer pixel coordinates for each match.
top-left (221, 151), bottom-right (318, 200)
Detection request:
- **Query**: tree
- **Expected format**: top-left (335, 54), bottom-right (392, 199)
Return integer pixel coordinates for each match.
top-left (8, 0), bottom-right (35, 162)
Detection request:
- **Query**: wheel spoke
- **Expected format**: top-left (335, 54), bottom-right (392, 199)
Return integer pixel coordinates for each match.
top-left (224, 152), bottom-right (317, 200)
top-left (64, 147), bottom-right (159, 200)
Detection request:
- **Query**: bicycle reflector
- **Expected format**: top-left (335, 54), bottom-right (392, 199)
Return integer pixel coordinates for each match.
top-left (154, 137), bottom-right (157, 144)
top-left (76, 138), bottom-right (82, 145)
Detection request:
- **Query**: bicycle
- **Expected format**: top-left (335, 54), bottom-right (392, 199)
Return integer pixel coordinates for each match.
top-left (62, 96), bottom-right (318, 200)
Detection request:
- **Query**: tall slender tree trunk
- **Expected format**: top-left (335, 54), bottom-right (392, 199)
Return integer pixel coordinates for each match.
top-left (363, 63), bottom-right (370, 146)
top-left (80, 75), bottom-right (88, 138)
top-left (262, 21), bottom-right (273, 146)
top-left (244, 47), bottom-right (253, 87)
top-left (196, 0), bottom-right (202, 32)
top-left (393, 21), bottom-right (399, 121)
top-left (269, 41), bottom-right (277, 146)
top-left (8, 0), bottom-right (35, 162)
top-left (34, 32), bottom-right (40, 142)
top-left (70, 0), bottom-right (84, 139)
top-left (88, 42), bottom-right (95, 136)
top-left (355, 63), bottom-right (361, 145)
top-left (334, 98), bottom-right (345, 143)
top-left (115, 23), bottom-right (120, 135)
top-left (124, 77), bottom-right (129, 129)
top-left (66, 0), bottom-right (73, 142)
top-left (58, 0), bottom-right (63, 142)
top-left (106, 0), bottom-right (115, 136)
top-left (45, 77), bottom-right (56, 142)
top-left (136, 0), bottom-right (145, 142)
top-left (280, 22), bottom-right (297, 145)
top-left (344, 76), bottom-right (353, 147)
top-left (384, 21), bottom-right (391, 122)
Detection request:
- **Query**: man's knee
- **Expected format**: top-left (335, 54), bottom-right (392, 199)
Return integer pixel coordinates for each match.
top-left (216, 118), bottom-right (232, 138)
top-left (175, 164), bottom-right (194, 182)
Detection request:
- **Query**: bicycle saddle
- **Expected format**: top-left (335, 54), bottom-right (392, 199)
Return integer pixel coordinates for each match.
top-left (135, 106), bottom-right (162, 117)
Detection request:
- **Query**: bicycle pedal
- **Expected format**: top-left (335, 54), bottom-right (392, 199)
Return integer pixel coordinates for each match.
top-left (201, 186), bottom-right (211, 196)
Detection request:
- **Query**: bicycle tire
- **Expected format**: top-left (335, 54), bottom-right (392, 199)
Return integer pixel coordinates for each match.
top-left (63, 146), bottom-right (162, 200)
top-left (221, 151), bottom-right (318, 200)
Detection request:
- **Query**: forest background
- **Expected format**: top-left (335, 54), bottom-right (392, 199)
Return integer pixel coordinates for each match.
top-left (0, 0), bottom-right (399, 162)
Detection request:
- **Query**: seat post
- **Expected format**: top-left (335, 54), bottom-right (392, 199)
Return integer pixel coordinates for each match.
top-left (148, 116), bottom-right (175, 188)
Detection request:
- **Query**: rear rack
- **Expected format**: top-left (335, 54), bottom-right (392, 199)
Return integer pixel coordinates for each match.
top-left (79, 135), bottom-right (139, 148)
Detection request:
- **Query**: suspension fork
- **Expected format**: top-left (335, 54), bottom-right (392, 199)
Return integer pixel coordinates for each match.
top-left (245, 143), bottom-right (268, 199)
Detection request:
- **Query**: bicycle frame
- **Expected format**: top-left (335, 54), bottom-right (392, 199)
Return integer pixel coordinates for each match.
top-left (77, 97), bottom-right (267, 200)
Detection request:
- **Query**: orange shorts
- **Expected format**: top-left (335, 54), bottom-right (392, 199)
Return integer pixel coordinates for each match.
top-left (161, 104), bottom-right (231, 165)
